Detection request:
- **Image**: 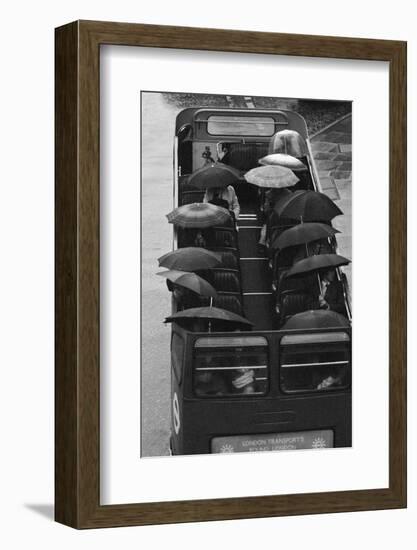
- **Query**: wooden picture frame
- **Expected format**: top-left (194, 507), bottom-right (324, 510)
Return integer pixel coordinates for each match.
top-left (55, 20), bottom-right (407, 528)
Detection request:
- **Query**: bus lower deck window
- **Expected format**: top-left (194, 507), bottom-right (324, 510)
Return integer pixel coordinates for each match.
top-left (193, 336), bottom-right (269, 397)
top-left (280, 332), bottom-right (351, 394)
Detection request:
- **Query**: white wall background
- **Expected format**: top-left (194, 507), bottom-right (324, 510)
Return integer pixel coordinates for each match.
top-left (0, 0), bottom-right (414, 547)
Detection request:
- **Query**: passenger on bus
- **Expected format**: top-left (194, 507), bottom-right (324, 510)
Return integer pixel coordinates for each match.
top-left (166, 280), bottom-right (201, 311)
top-left (203, 185), bottom-right (240, 220)
top-left (231, 368), bottom-right (256, 394)
top-left (195, 368), bottom-right (229, 397)
top-left (316, 373), bottom-right (343, 390)
top-left (315, 269), bottom-right (345, 314)
top-left (258, 188), bottom-right (292, 247)
top-left (292, 238), bottom-right (334, 264)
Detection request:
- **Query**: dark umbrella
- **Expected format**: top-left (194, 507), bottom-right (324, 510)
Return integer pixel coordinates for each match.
top-left (158, 247), bottom-right (222, 271)
top-left (274, 190), bottom-right (343, 222)
top-left (157, 270), bottom-right (218, 298)
top-left (271, 222), bottom-right (339, 251)
top-left (166, 202), bottom-right (231, 228)
top-left (244, 165), bottom-right (299, 189)
top-left (187, 163), bottom-right (241, 190)
top-left (282, 309), bottom-right (349, 330)
top-left (164, 306), bottom-right (253, 327)
top-left (285, 253), bottom-right (350, 278)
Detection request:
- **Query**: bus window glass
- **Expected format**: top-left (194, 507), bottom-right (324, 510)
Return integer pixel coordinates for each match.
top-left (171, 332), bottom-right (184, 383)
top-left (193, 336), bottom-right (269, 397)
top-left (207, 116), bottom-right (275, 136)
top-left (280, 332), bottom-right (350, 394)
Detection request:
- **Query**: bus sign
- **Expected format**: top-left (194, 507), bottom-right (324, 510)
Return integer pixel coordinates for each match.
top-left (211, 429), bottom-right (334, 453)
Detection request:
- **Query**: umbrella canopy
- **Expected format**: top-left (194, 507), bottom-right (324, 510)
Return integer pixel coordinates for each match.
top-left (244, 165), bottom-right (299, 189)
top-left (274, 190), bottom-right (343, 221)
top-left (259, 153), bottom-right (307, 172)
top-left (285, 253), bottom-right (350, 278)
top-left (268, 129), bottom-right (308, 157)
top-left (164, 306), bottom-right (253, 327)
top-left (158, 247), bottom-right (222, 271)
top-left (166, 202), bottom-right (231, 228)
top-left (187, 163), bottom-right (241, 190)
top-left (282, 309), bottom-right (349, 330)
top-left (157, 269), bottom-right (218, 298)
top-left (271, 222), bottom-right (339, 251)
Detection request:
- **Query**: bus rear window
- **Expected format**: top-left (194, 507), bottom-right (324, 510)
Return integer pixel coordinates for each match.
top-left (193, 337), bottom-right (268, 397)
top-left (207, 116), bottom-right (275, 136)
top-left (280, 332), bottom-right (351, 394)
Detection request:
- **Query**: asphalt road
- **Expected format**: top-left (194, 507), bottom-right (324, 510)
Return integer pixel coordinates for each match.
top-left (141, 93), bottom-right (178, 457)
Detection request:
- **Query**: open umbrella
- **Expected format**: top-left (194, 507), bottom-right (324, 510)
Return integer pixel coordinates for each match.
top-left (158, 247), bottom-right (222, 271)
top-left (259, 153), bottom-right (307, 172)
top-left (268, 129), bottom-right (308, 157)
top-left (164, 306), bottom-right (253, 327)
top-left (166, 202), bottom-right (231, 228)
top-left (285, 253), bottom-right (350, 278)
top-left (274, 190), bottom-right (343, 222)
top-left (282, 309), bottom-right (350, 330)
top-left (187, 163), bottom-right (241, 190)
top-left (157, 270), bottom-right (217, 298)
top-left (270, 222), bottom-right (339, 251)
top-left (244, 165), bottom-right (299, 189)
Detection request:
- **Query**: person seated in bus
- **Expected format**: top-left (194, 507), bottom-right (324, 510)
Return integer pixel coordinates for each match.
top-left (203, 185), bottom-right (240, 220)
top-left (231, 368), bottom-right (256, 394)
top-left (291, 238), bottom-right (334, 264)
top-left (194, 368), bottom-right (229, 397)
top-left (313, 269), bottom-right (345, 314)
top-left (166, 280), bottom-right (201, 311)
top-left (316, 373), bottom-right (343, 390)
top-left (258, 188), bottom-right (292, 247)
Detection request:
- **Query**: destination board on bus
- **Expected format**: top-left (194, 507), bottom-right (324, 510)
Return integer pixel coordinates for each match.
top-left (211, 429), bottom-right (334, 453)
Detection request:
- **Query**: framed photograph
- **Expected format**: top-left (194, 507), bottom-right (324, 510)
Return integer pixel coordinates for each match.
top-left (55, 20), bottom-right (406, 528)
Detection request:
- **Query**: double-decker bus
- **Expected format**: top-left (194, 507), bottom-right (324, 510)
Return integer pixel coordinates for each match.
top-left (168, 107), bottom-right (351, 455)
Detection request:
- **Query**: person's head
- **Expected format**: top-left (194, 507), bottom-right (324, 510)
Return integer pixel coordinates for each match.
top-left (323, 269), bottom-right (336, 282)
top-left (172, 284), bottom-right (185, 303)
top-left (194, 230), bottom-right (206, 247)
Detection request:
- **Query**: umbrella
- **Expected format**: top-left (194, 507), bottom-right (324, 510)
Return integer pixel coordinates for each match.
top-left (285, 253), bottom-right (350, 278)
top-left (270, 222), bottom-right (339, 251)
top-left (164, 306), bottom-right (253, 327)
top-left (259, 153), bottom-right (307, 172)
top-left (187, 163), bottom-right (241, 190)
top-left (268, 129), bottom-right (308, 157)
top-left (274, 190), bottom-right (343, 222)
top-left (158, 247), bottom-right (222, 271)
top-left (282, 309), bottom-right (349, 330)
top-left (166, 202), bottom-right (231, 228)
top-left (244, 165), bottom-right (299, 189)
top-left (157, 270), bottom-right (218, 298)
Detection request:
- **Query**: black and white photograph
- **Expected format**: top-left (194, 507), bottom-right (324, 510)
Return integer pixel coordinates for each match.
top-left (141, 91), bottom-right (352, 457)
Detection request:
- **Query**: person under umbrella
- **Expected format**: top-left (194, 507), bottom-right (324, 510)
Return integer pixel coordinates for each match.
top-left (157, 269), bottom-right (217, 311)
top-left (285, 254), bottom-right (350, 315)
top-left (186, 163), bottom-right (241, 220)
top-left (244, 165), bottom-right (299, 248)
top-left (203, 185), bottom-right (240, 220)
top-left (270, 222), bottom-right (339, 265)
top-left (315, 268), bottom-right (346, 314)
